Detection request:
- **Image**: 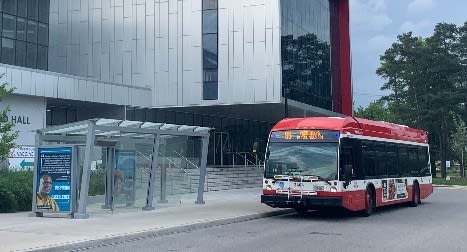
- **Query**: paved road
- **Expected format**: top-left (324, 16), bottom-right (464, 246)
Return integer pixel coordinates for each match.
top-left (82, 187), bottom-right (467, 252)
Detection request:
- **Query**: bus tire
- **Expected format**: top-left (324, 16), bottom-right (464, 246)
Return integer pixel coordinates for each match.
top-left (362, 187), bottom-right (375, 217)
top-left (411, 183), bottom-right (420, 207)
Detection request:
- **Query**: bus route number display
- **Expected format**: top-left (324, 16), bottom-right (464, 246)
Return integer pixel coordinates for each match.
top-left (270, 130), bottom-right (339, 142)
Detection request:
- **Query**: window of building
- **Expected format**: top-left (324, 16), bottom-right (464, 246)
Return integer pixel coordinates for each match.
top-left (25, 41), bottom-right (36, 68)
top-left (3, 0), bottom-right (17, 15)
top-left (0, 0), bottom-right (49, 69)
top-left (202, 0), bottom-right (218, 100)
top-left (203, 82), bottom-right (218, 100)
top-left (202, 0), bottom-right (217, 10)
top-left (2, 14), bottom-right (16, 38)
top-left (15, 39), bottom-right (25, 65)
top-left (202, 10), bottom-right (217, 33)
top-left (204, 69), bottom-right (218, 82)
top-left (202, 34), bottom-right (217, 69)
top-left (17, 0), bottom-right (26, 17)
top-left (46, 106), bottom-right (78, 126)
top-left (37, 44), bottom-right (46, 69)
top-left (1, 37), bottom-right (15, 64)
top-left (37, 0), bottom-right (48, 23)
top-left (27, 0), bottom-right (37, 20)
top-left (16, 17), bottom-right (26, 40)
top-left (37, 21), bottom-right (46, 44)
top-left (26, 19), bottom-right (36, 42)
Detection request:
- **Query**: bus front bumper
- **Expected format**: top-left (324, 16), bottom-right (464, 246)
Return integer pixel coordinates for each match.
top-left (261, 194), bottom-right (343, 209)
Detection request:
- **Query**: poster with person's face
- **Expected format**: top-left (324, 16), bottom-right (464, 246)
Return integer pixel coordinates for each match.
top-left (115, 150), bottom-right (136, 190)
top-left (35, 147), bottom-right (73, 212)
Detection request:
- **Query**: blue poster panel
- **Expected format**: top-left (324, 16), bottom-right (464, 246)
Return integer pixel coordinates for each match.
top-left (115, 150), bottom-right (136, 197)
top-left (36, 147), bottom-right (73, 212)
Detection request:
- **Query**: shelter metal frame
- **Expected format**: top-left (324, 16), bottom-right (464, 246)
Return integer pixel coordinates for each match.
top-left (34, 118), bottom-right (211, 219)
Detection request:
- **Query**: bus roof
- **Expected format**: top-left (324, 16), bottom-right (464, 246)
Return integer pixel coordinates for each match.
top-left (271, 117), bottom-right (428, 144)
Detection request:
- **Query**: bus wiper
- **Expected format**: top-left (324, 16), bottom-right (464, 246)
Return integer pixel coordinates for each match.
top-left (301, 175), bottom-right (332, 185)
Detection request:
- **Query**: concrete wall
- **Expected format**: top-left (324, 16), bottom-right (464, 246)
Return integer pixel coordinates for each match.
top-left (0, 64), bottom-right (151, 107)
top-left (0, 95), bottom-right (46, 146)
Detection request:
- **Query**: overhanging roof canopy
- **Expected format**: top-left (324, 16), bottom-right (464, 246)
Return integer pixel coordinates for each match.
top-left (38, 118), bottom-right (211, 139)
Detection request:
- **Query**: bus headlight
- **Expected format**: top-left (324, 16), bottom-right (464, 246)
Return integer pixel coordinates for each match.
top-left (330, 186), bottom-right (337, 192)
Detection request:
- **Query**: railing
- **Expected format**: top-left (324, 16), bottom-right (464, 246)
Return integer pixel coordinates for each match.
top-left (172, 150), bottom-right (200, 170)
top-left (135, 150), bottom-right (199, 174)
top-left (225, 151), bottom-right (264, 168)
top-left (134, 150), bottom-right (263, 194)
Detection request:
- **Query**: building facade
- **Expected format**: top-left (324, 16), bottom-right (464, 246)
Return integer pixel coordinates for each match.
top-left (0, 0), bottom-right (351, 166)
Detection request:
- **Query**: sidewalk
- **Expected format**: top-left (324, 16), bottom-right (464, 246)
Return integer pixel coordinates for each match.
top-left (0, 188), bottom-right (292, 252)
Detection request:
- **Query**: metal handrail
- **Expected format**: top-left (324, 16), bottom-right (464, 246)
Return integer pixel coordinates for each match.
top-left (172, 150), bottom-right (200, 170)
top-left (223, 151), bottom-right (264, 167)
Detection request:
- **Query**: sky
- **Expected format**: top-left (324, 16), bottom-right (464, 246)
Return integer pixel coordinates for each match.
top-left (349, 0), bottom-right (467, 108)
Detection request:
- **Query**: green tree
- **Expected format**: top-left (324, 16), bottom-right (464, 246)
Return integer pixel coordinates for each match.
top-left (376, 23), bottom-right (465, 179)
top-left (0, 74), bottom-right (18, 169)
top-left (451, 114), bottom-right (467, 177)
top-left (454, 22), bottom-right (467, 117)
top-left (354, 100), bottom-right (397, 122)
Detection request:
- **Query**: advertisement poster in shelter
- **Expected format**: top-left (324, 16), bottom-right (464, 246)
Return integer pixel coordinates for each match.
top-left (115, 150), bottom-right (136, 196)
top-left (35, 147), bottom-right (73, 212)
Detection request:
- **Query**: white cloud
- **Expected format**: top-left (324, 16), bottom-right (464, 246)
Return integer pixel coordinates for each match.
top-left (407, 0), bottom-right (435, 15)
top-left (399, 20), bottom-right (432, 35)
top-left (350, 0), bottom-right (392, 32)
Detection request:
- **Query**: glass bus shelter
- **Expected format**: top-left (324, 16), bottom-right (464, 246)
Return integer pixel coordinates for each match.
top-left (32, 118), bottom-right (211, 219)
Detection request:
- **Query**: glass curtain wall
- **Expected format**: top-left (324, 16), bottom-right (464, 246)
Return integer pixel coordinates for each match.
top-left (126, 107), bottom-right (272, 166)
top-left (280, 0), bottom-right (332, 110)
top-left (0, 0), bottom-right (49, 70)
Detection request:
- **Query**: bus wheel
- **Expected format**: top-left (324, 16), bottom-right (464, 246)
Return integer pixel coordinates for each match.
top-left (411, 183), bottom-right (420, 207)
top-left (362, 188), bottom-right (375, 217)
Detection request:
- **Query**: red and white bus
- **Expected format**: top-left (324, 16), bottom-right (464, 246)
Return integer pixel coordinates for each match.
top-left (261, 116), bottom-right (433, 216)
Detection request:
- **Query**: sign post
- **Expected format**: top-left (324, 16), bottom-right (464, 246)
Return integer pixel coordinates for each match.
top-left (8, 146), bottom-right (35, 170)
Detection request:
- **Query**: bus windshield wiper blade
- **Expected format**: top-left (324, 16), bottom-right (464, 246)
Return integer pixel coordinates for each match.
top-left (301, 174), bottom-right (332, 185)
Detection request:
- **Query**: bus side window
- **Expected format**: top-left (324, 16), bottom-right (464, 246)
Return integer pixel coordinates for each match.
top-left (418, 146), bottom-right (430, 175)
top-left (362, 141), bottom-right (376, 178)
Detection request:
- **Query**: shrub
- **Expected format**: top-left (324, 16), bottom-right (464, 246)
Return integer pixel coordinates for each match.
top-left (0, 186), bottom-right (18, 213)
top-left (0, 170), bottom-right (33, 213)
top-left (89, 169), bottom-right (106, 196)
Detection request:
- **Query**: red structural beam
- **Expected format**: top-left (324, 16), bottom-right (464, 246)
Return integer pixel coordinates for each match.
top-left (331, 0), bottom-right (352, 116)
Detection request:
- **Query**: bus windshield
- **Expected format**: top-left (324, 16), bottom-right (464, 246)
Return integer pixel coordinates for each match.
top-left (264, 142), bottom-right (338, 180)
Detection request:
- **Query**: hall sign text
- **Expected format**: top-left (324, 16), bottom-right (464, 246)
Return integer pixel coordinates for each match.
top-left (10, 115), bottom-right (31, 125)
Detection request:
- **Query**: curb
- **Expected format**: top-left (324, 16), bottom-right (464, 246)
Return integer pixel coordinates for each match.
top-left (26, 209), bottom-right (294, 252)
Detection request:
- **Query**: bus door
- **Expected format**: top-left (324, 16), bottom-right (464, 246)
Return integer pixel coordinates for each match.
top-left (340, 140), bottom-right (355, 188)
